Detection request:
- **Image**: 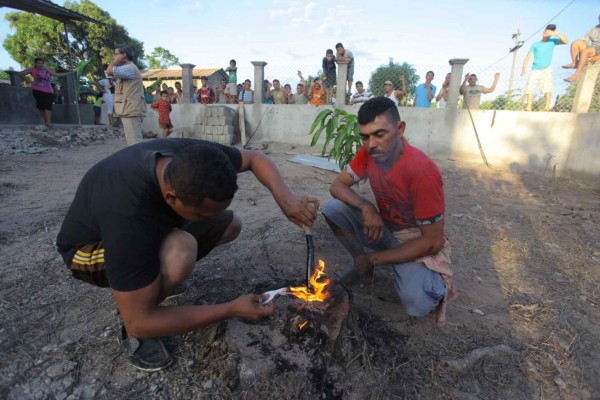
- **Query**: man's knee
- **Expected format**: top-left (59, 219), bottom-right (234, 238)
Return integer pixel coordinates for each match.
top-left (219, 213), bottom-right (242, 245)
top-left (160, 230), bottom-right (197, 279)
top-left (394, 264), bottom-right (445, 317)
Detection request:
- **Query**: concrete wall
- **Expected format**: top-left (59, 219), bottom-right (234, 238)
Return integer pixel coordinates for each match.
top-left (0, 86), bottom-right (41, 124)
top-left (141, 103), bottom-right (600, 188)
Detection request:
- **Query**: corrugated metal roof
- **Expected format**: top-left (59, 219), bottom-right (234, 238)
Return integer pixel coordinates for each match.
top-left (141, 68), bottom-right (225, 80)
top-left (0, 0), bottom-right (105, 25)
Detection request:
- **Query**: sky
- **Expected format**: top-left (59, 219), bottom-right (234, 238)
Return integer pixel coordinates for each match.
top-left (0, 0), bottom-right (598, 97)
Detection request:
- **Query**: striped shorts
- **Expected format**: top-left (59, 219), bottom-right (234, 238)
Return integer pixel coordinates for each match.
top-left (69, 242), bottom-right (109, 287)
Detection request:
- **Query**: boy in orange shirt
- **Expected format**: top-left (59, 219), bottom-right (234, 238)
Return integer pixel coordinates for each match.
top-left (309, 78), bottom-right (325, 106)
top-left (150, 91), bottom-right (173, 138)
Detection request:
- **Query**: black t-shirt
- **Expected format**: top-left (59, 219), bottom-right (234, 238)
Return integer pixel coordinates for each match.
top-left (56, 138), bottom-right (242, 291)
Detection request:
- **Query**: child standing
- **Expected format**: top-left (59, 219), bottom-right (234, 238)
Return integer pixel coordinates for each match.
top-left (93, 93), bottom-right (104, 125)
top-left (151, 91), bottom-right (173, 138)
top-left (322, 49), bottom-right (336, 104)
top-left (225, 59), bottom-right (238, 104)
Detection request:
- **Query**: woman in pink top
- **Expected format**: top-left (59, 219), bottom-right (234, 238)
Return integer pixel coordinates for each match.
top-left (19, 58), bottom-right (71, 128)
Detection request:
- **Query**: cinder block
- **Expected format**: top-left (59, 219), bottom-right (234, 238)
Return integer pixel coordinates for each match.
top-left (205, 132), bottom-right (214, 142)
top-left (217, 115), bottom-right (234, 125)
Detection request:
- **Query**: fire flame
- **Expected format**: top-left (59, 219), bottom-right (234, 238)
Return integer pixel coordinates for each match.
top-left (288, 259), bottom-right (330, 302)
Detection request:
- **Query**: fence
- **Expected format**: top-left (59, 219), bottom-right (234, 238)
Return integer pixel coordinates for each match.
top-left (238, 63), bottom-right (599, 112)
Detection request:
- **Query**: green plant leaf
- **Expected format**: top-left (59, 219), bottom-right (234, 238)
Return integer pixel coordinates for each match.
top-left (308, 109), bottom-right (332, 136)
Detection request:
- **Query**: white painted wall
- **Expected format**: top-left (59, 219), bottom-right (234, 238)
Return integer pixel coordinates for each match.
top-left (141, 104), bottom-right (600, 188)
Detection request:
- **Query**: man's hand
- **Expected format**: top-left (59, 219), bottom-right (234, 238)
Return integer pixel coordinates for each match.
top-left (230, 294), bottom-right (275, 320)
top-left (360, 202), bottom-right (383, 243)
top-left (520, 70), bottom-right (526, 77)
top-left (112, 52), bottom-right (127, 65)
top-left (494, 72), bottom-right (501, 80)
top-left (354, 253), bottom-right (374, 281)
top-left (399, 75), bottom-right (405, 82)
top-left (464, 73), bottom-right (470, 81)
top-left (279, 193), bottom-right (319, 228)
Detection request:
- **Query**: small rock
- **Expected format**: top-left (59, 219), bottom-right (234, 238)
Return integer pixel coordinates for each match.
top-left (46, 360), bottom-right (77, 378)
top-left (553, 376), bottom-right (567, 389)
top-left (202, 380), bottom-right (213, 390)
top-left (471, 308), bottom-right (486, 316)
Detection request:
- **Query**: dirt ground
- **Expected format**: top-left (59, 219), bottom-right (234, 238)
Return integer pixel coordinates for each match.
top-left (0, 131), bottom-right (599, 400)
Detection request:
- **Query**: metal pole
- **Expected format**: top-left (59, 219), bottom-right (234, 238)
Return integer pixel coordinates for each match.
top-left (64, 23), bottom-right (81, 126)
top-left (507, 29), bottom-right (522, 99)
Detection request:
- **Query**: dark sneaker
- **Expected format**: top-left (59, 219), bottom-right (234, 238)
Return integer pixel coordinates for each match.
top-left (118, 324), bottom-right (173, 371)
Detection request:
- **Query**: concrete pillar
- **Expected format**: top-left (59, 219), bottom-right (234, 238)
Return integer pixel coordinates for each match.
top-left (5, 71), bottom-right (21, 87)
top-left (335, 60), bottom-right (349, 107)
top-left (60, 74), bottom-right (76, 104)
top-left (252, 61), bottom-right (267, 104)
top-left (180, 63), bottom-right (195, 104)
top-left (447, 58), bottom-right (469, 109)
top-left (572, 63), bottom-right (600, 112)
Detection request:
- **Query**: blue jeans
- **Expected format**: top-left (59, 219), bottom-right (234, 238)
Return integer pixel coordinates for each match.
top-left (322, 199), bottom-right (446, 317)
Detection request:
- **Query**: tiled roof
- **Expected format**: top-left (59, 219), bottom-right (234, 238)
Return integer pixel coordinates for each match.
top-left (141, 68), bottom-right (224, 80)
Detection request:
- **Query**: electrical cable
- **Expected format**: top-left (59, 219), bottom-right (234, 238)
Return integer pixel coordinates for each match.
top-left (482, 0), bottom-right (577, 71)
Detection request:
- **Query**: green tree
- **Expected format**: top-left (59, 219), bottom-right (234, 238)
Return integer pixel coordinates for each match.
top-left (368, 58), bottom-right (419, 99)
top-left (145, 47), bottom-right (180, 69)
top-left (553, 79), bottom-right (600, 112)
top-left (3, 0), bottom-right (145, 78)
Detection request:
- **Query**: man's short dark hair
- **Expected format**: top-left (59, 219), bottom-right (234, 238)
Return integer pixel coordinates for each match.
top-left (427, 70), bottom-right (435, 77)
top-left (546, 24), bottom-right (556, 31)
top-left (357, 97), bottom-right (401, 126)
top-left (273, 79), bottom-right (280, 84)
top-left (356, 81), bottom-right (363, 86)
top-left (165, 144), bottom-right (238, 206)
top-left (34, 57), bottom-right (44, 63)
top-left (297, 83), bottom-right (304, 87)
top-left (470, 74), bottom-right (478, 80)
top-left (326, 49), bottom-right (334, 55)
top-left (335, 43), bottom-right (344, 49)
top-left (230, 59), bottom-right (236, 65)
top-left (115, 45), bottom-right (134, 61)
top-left (160, 90), bottom-right (168, 96)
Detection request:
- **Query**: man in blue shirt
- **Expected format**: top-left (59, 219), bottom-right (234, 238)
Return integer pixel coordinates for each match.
top-left (414, 71), bottom-right (436, 108)
top-left (521, 24), bottom-right (568, 111)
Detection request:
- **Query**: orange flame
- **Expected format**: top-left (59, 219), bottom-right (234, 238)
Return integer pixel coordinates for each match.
top-left (288, 259), bottom-right (330, 302)
top-left (299, 320), bottom-right (308, 330)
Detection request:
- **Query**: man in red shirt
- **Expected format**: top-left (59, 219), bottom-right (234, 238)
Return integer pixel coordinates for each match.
top-left (197, 76), bottom-right (215, 104)
top-left (322, 97), bottom-right (456, 324)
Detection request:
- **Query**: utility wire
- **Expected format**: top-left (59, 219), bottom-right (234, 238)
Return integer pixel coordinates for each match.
top-left (482, 0), bottom-right (577, 71)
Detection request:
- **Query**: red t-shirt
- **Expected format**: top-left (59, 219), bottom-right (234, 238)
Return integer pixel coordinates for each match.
top-left (150, 100), bottom-right (172, 125)
top-left (347, 141), bottom-right (445, 231)
top-left (198, 87), bottom-right (215, 104)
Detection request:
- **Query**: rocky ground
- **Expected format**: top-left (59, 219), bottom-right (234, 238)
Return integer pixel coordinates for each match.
top-left (0, 127), bottom-right (599, 399)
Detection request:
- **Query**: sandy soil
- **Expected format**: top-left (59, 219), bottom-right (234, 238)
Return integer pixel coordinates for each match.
top-left (0, 133), bottom-right (599, 399)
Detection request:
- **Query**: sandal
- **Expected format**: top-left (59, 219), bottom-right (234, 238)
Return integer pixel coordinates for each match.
top-left (118, 324), bottom-right (173, 371)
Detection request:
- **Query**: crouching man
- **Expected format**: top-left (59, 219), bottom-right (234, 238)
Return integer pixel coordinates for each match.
top-left (57, 139), bottom-right (319, 371)
top-left (322, 97), bottom-right (456, 325)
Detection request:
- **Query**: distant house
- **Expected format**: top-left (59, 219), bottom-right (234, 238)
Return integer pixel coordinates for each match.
top-left (141, 68), bottom-right (227, 93)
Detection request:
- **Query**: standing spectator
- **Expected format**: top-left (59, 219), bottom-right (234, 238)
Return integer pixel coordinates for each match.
top-left (284, 84), bottom-right (293, 104)
top-left (174, 81), bottom-right (184, 101)
top-left (383, 75), bottom-right (407, 106)
top-left (190, 85), bottom-right (197, 104)
top-left (216, 79), bottom-right (228, 104)
top-left (197, 76), bottom-right (215, 104)
top-left (460, 73), bottom-right (500, 110)
top-left (106, 45), bottom-right (147, 144)
top-left (521, 24), bottom-right (568, 111)
top-left (414, 71), bottom-right (436, 108)
top-left (154, 84), bottom-right (162, 102)
top-left (271, 79), bottom-right (286, 104)
top-left (435, 73), bottom-right (451, 109)
top-left (292, 71), bottom-right (309, 104)
top-left (335, 43), bottom-right (355, 94)
top-left (93, 93), bottom-right (104, 125)
top-left (563, 16), bottom-right (600, 82)
top-left (18, 57), bottom-right (71, 128)
top-left (150, 91), bottom-right (173, 138)
top-left (322, 49), bottom-right (336, 104)
top-left (144, 86), bottom-right (155, 104)
top-left (54, 85), bottom-right (65, 104)
top-left (225, 59), bottom-right (238, 104)
top-left (309, 77), bottom-right (325, 106)
top-left (321, 97), bottom-right (455, 326)
top-left (262, 80), bottom-right (274, 104)
top-left (161, 83), bottom-right (169, 92)
top-left (350, 81), bottom-right (373, 105)
top-left (238, 79), bottom-right (254, 103)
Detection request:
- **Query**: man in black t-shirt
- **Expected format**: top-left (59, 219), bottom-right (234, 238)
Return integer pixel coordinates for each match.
top-left (57, 138), bottom-right (319, 371)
